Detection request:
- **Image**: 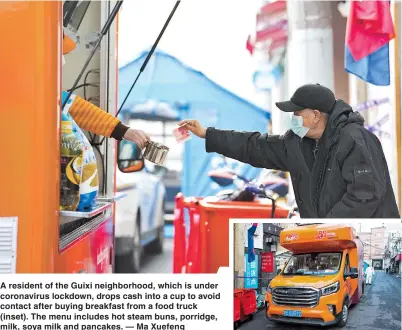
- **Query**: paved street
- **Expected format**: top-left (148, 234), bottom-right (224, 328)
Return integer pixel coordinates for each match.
top-left (238, 272), bottom-right (401, 330)
top-left (140, 238), bottom-right (173, 273)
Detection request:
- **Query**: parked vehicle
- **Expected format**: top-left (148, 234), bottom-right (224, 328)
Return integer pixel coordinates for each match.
top-left (114, 145), bottom-right (166, 273)
top-left (265, 224), bottom-right (364, 327)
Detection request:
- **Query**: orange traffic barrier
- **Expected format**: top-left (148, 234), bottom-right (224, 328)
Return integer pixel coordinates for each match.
top-left (173, 194), bottom-right (290, 273)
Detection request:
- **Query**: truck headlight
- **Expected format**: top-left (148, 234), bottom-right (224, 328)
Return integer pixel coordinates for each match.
top-left (321, 281), bottom-right (340, 296)
top-left (267, 285), bottom-right (272, 294)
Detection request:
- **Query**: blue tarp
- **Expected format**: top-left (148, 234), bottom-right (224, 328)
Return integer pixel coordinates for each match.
top-left (119, 50), bottom-right (271, 197)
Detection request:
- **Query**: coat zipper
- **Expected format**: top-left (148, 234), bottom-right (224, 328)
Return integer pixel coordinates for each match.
top-left (313, 141), bottom-right (319, 159)
top-left (313, 137), bottom-right (340, 212)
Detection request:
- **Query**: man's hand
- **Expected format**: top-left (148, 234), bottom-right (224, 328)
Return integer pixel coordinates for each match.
top-left (123, 128), bottom-right (150, 149)
top-left (178, 119), bottom-right (207, 139)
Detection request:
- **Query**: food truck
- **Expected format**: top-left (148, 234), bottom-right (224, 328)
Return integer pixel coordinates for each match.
top-left (265, 224), bottom-right (364, 328)
top-left (0, 1), bottom-right (146, 273)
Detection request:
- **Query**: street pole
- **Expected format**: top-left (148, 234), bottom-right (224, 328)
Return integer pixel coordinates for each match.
top-left (234, 224), bottom-right (245, 288)
top-left (286, 1), bottom-right (334, 94)
top-left (370, 232), bottom-right (372, 261)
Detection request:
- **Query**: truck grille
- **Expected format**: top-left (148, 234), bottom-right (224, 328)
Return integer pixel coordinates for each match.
top-left (272, 287), bottom-right (319, 308)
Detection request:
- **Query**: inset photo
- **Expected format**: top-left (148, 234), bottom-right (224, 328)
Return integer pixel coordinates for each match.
top-left (231, 220), bottom-right (402, 329)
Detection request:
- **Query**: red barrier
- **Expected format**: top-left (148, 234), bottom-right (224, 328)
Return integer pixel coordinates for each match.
top-left (173, 194), bottom-right (185, 273)
top-left (186, 198), bottom-right (201, 273)
top-left (234, 290), bottom-right (243, 322)
top-left (241, 289), bottom-right (257, 316)
top-left (173, 194), bottom-right (290, 274)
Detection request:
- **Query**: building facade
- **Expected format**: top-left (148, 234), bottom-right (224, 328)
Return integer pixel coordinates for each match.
top-left (359, 227), bottom-right (387, 263)
top-left (386, 230), bottom-right (402, 275)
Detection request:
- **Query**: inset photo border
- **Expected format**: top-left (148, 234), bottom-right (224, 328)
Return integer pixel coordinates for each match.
top-left (229, 219), bottom-right (402, 330)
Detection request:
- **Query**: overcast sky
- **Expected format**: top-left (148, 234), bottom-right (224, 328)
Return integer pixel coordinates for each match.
top-left (284, 221), bottom-right (402, 234)
top-left (118, 0), bottom-right (261, 105)
top-left (352, 220), bottom-right (402, 233)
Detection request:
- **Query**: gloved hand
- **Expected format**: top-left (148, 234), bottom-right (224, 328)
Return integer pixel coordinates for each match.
top-left (123, 128), bottom-right (150, 149)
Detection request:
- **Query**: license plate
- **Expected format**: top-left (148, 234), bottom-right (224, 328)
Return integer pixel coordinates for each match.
top-left (284, 310), bottom-right (302, 317)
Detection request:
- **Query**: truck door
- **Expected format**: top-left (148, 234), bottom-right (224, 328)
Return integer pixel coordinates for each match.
top-left (344, 253), bottom-right (352, 301)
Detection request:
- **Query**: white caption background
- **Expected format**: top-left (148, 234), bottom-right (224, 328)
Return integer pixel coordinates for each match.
top-left (0, 269), bottom-right (231, 330)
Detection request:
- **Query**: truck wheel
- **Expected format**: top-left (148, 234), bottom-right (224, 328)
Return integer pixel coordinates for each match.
top-left (337, 300), bottom-right (349, 328)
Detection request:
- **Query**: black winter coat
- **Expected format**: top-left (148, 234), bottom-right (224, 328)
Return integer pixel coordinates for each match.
top-left (205, 100), bottom-right (400, 218)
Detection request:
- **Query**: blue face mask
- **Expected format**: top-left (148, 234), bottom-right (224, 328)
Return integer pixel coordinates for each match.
top-left (290, 115), bottom-right (310, 138)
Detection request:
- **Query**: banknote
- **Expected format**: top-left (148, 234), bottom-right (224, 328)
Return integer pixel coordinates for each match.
top-left (173, 124), bottom-right (191, 143)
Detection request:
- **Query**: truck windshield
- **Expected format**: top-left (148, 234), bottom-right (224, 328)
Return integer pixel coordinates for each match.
top-left (283, 252), bottom-right (342, 275)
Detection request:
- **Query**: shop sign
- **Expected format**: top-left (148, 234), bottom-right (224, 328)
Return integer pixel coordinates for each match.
top-left (261, 252), bottom-right (274, 273)
top-left (244, 254), bottom-right (259, 289)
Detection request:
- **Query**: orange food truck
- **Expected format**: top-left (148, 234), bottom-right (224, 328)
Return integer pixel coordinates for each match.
top-left (265, 224), bottom-right (364, 328)
top-left (0, 1), bottom-right (145, 273)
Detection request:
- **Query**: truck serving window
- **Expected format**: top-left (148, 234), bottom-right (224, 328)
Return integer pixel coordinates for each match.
top-left (63, 1), bottom-right (91, 32)
top-left (283, 252), bottom-right (342, 275)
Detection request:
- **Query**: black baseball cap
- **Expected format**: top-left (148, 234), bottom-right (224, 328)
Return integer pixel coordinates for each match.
top-left (275, 83), bottom-right (336, 114)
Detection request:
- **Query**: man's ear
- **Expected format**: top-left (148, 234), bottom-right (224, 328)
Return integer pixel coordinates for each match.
top-left (313, 110), bottom-right (321, 123)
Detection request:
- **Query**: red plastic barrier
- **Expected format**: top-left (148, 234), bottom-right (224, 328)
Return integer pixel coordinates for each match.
top-left (173, 194), bottom-right (186, 273)
top-left (186, 199), bottom-right (201, 273)
top-left (234, 290), bottom-right (243, 322)
top-left (241, 289), bottom-right (257, 316)
top-left (173, 194), bottom-right (290, 274)
top-left (173, 194), bottom-right (203, 273)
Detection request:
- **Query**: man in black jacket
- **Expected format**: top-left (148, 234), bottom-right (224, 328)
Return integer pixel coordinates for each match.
top-left (180, 84), bottom-right (400, 218)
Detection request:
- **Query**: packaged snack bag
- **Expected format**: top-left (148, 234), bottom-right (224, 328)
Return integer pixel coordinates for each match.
top-left (60, 112), bottom-right (82, 211)
top-left (61, 91), bottom-right (99, 212)
top-left (72, 121), bottom-right (99, 211)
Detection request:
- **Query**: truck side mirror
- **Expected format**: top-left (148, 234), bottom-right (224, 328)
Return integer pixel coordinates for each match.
top-left (345, 267), bottom-right (359, 279)
top-left (117, 140), bottom-right (144, 173)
